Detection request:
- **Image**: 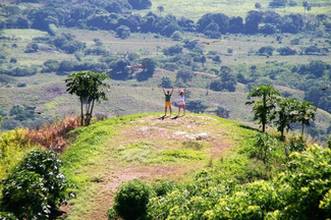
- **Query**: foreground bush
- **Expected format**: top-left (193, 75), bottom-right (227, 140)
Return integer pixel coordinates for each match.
top-left (1, 150), bottom-right (68, 219)
top-left (147, 145), bottom-right (331, 219)
top-left (2, 170), bottom-right (49, 219)
top-left (112, 179), bottom-right (151, 220)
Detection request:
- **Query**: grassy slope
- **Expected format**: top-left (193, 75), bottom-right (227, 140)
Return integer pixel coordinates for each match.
top-left (61, 113), bottom-right (257, 219)
top-left (150, 0), bottom-right (331, 19)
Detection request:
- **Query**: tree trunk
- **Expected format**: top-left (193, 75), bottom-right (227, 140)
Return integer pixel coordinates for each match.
top-left (86, 99), bottom-right (95, 126)
top-left (262, 94), bottom-right (267, 133)
top-left (80, 98), bottom-right (84, 126)
top-left (280, 128), bottom-right (285, 141)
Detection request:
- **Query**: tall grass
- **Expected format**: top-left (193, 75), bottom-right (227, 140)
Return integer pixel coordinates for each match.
top-left (26, 116), bottom-right (80, 152)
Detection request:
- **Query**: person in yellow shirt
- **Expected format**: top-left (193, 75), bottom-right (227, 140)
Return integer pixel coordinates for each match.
top-left (163, 87), bottom-right (174, 117)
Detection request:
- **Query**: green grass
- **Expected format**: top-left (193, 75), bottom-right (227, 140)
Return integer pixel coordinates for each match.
top-left (61, 114), bottom-right (146, 186)
top-left (60, 113), bottom-right (258, 219)
top-left (151, 0), bottom-right (331, 19)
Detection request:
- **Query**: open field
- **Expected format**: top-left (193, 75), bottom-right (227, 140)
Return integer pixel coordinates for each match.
top-left (1, 28), bottom-right (331, 139)
top-left (150, 0), bottom-right (331, 19)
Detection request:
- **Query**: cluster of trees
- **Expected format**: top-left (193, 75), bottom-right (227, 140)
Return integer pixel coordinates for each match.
top-left (2, 1), bottom-right (329, 39)
top-left (0, 104), bottom-right (49, 130)
top-left (247, 85), bottom-right (317, 140)
top-left (256, 45), bottom-right (329, 56)
top-left (209, 66), bottom-right (237, 92)
top-left (197, 10), bottom-right (329, 38)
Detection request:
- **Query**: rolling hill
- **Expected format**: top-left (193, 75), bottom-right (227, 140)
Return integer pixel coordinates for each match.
top-left (60, 113), bottom-right (256, 219)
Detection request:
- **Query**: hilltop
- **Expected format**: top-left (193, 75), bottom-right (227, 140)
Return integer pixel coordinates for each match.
top-left (60, 113), bottom-right (256, 219)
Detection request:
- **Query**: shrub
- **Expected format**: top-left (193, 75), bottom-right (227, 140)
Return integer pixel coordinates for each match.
top-left (159, 76), bottom-right (173, 88)
top-left (15, 150), bottom-right (68, 211)
top-left (216, 106), bottom-right (230, 118)
top-left (136, 58), bottom-right (156, 81)
top-left (327, 136), bottom-right (331, 149)
top-left (277, 46), bottom-right (297, 55)
top-left (153, 180), bottom-right (176, 197)
top-left (42, 59), bottom-right (60, 73)
top-left (257, 46), bottom-right (274, 56)
top-left (26, 116), bottom-right (80, 152)
top-left (176, 69), bottom-right (193, 84)
top-left (171, 31), bottom-right (183, 41)
top-left (186, 100), bottom-right (208, 113)
top-left (163, 45), bottom-right (183, 56)
top-left (113, 179), bottom-right (151, 220)
top-left (116, 25), bottom-right (131, 39)
top-left (2, 170), bottom-right (50, 219)
top-left (286, 135), bottom-right (306, 153)
top-left (251, 133), bottom-right (278, 167)
top-left (0, 212), bottom-right (16, 220)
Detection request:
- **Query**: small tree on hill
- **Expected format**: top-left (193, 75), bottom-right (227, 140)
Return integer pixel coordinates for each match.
top-left (272, 97), bottom-right (298, 140)
top-left (157, 5), bottom-right (164, 16)
top-left (295, 101), bottom-right (316, 137)
top-left (65, 71), bottom-right (109, 126)
top-left (247, 85), bottom-right (280, 132)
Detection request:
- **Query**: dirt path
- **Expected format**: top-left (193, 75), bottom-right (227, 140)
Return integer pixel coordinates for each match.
top-left (65, 115), bottom-right (235, 220)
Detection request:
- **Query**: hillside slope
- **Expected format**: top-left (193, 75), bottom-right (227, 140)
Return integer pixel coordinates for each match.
top-left (61, 113), bottom-right (256, 219)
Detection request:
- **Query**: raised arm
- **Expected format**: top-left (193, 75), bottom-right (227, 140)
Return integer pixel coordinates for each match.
top-left (163, 88), bottom-right (166, 95)
top-left (170, 88), bottom-right (174, 95)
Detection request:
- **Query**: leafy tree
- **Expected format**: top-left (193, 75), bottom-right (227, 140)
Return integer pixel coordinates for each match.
top-left (160, 76), bottom-right (173, 88)
top-left (42, 59), bottom-right (60, 73)
top-left (269, 0), bottom-right (287, 7)
top-left (128, 0), bottom-right (152, 9)
top-left (157, 5), bottom-right (165, 15)
top-left (228, 16), bottom-right (244, 33)
top-left (255, 2), bottom-right (262, 9)
top-left (186, 100), bottom-right (207, 113)
top-left (136, 58), bottom-right (156, 81)
top-left (257, 46), bottom-right (274, 56)
top-left (116, 25), bottom-right (131, 39)
top-left (110, 59), bottom-right (131, 80)
top-left (65, 71), bottom-right (109, 126)
top-left (277, 46), bottom-right (297, 56)
top-left (211, 66), bottom-right (237, 92)
top-left (163, 45), bottom-right (183, 56)
top-left (245, 10), bottom-right (263, 34)
top-left (252, 133), bottom-right (278, 171)
top-left (176, 70), bottom-right (193, 84)
top-left (272, 97), bottom-right (299, 140)
top-left (295, 101), bottom-right (316, 137)
top-left (247, 85), bottom-right (280, 132)
top-left (216, 106), bottom-right (230, 118)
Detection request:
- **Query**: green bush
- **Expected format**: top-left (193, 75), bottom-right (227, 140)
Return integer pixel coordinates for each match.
top-left (286, 135), bottom-right (306, 153)
top-left (152, 180), bottom-right (176, 197)
top-left (17, 150), bottom-right (68, 209)
top-left (0, 212), bottom-right (17, 220)
top-left (113, 179), bottom-right (151, 220)
top-left (2, 170), bottom-right (50, 219)
top-left (147, 145), bottom-right (331, 219)
top-left (1, 150), bottom-right (68, 219)
top-left (327, 136), bottom-right (331, 149)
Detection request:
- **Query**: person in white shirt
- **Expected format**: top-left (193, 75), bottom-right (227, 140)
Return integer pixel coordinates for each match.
top-left (177, 89), bottom-right (186, 117)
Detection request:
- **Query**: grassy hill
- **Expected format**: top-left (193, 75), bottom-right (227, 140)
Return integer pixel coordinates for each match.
top-left (60, 113), bottom-right (257, 219)
top-left (151, 0), bottom-right (331, 19)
